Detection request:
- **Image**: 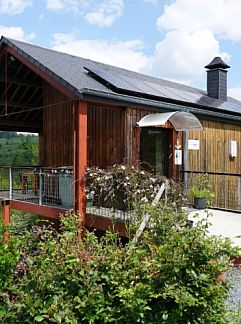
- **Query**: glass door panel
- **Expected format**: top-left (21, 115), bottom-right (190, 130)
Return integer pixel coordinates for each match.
top-left (141, 128), bottom-right (167, 175)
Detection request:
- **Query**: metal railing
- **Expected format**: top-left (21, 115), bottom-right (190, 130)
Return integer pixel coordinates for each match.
top-left (183, 170), bottom-right (241, 211)
top-left (2, 166), bottom-right (239, 215)
top-left (0, 166), bottom-right (74, 209)
top-left (0, 165), bottom-right (148, 222)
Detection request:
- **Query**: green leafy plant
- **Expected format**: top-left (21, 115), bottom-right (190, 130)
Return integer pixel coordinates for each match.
top-left (188, 173), bottom-right (215, 202)
top-left (0, 206), bottom-right (240, 323)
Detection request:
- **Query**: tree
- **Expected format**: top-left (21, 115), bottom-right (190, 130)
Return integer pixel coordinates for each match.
top-left (22, 142), bottom-right (38, 165)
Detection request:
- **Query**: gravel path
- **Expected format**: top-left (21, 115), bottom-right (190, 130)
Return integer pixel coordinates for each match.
top-left (227, 266), bottom-right (241, 312)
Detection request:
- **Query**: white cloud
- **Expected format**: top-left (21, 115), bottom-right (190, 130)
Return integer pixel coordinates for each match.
top-left (0, 0), bottom-right (32, 15)
top-left (143, 0), bottom-right (158, 4)
top-left (148, 0), bottom-right (239, 85)
top-left (85, 0), bottom-right (123, 27)
top-left (46, 0), bottom-right (64, 10)
top-left (228, 87), bottom-right (241, 101)
top-left (46, 0), bottom-right (124, 26)
top-left (144, 29), bottom-right (229, 84)
top-left (157, 0), bottom-right (241, 41)
top-left (0, 25), bottom-right (35, 42)
top-left (51, 33), bottom-right (149, 72)
top-left (46, 0), bottom-right (84, 12)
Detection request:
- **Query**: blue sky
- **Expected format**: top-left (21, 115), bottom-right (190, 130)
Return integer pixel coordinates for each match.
top-left (1, 0), bottom-right (241, 99)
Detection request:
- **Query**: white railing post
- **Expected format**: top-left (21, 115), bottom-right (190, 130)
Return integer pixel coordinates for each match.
top-left (132, 181), bottom-right (167, 244)
top-left (9, 167), bottom-right (12, 200)
top-left (39, 168), bottom-right (43, 205)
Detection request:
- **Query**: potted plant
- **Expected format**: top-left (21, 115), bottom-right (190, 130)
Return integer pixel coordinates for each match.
top-left (188, 173), bottom-right (214, 209)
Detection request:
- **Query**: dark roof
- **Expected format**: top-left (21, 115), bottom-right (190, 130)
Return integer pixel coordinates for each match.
top-left (205, 57), bottom-right (230, 70)
top-left (1, 36), bottom-right (241, 118)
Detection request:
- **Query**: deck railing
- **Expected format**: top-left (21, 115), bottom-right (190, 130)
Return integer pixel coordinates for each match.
top-left (0, 166), bottom-right (74, 209)
top-left (0, 166), bottom-right (149, 222)
top-left (2, 167), bottom-right (240, 215)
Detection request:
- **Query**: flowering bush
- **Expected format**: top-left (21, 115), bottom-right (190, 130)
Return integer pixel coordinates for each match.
top-left (86, 164), bottom-right (184, 211)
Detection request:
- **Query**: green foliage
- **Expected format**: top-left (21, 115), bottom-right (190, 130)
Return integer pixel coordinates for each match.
top-left (22, 142), bottom-right (39, 165)
top-left (11, 210), bottom-right (39, 233)
top-left (0, 207), bottom-right (240, 323)
top-left (188, 173), bottom-right (215, 205)
top-left (0, 132), bottom-right (38, 166)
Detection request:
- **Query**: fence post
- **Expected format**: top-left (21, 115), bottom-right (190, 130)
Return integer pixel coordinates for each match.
top-left (9, 167), bottom-right (12, 200)
top-left (1, 199), bottom-right (10, 241)
top-left (39, 168), bottom-right (43, 205)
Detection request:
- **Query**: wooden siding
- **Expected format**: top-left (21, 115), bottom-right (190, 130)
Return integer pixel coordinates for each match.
top-left (187, 118), bottom-right (241, 210)
top-left (40, 82), bottom-right (73, 167)
top-left (87, 105), bottom-right (126, 168)
top-left (125, 107), bottom-right (154, 165)
top-left (125, 107), bottom-right (178, 178)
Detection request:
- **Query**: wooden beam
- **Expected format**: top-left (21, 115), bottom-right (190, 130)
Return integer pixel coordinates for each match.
top-left (86, 214), bottom-right (128, 237)
top-left (10, 200), bottom-right (67, 219)
top-left (0, 75), bottom-right (42, 88)
top-left (4, 47), bottom-right (78, 100)
top-left (0, 99), bottom-right (36, 109)
top-left (10, 200), bottom-right (128, 237)
top-left (73, 101), bottom-right (87, 230)
top-left (1, 199), bottom-right (10, 241)
top-left (0, 120), bottom-right (41, 132)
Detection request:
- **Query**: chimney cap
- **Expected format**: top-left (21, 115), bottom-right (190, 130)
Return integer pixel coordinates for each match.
top-left (205, 57), bottom-right (230, 70)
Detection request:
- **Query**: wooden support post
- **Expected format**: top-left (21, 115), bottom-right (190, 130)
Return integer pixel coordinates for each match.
top-left (73, 101), bottom-right (87, 231)
top-left (1, 199), bottom-right (10, 242)
top-left (135, 127), bottom-right (141, 167)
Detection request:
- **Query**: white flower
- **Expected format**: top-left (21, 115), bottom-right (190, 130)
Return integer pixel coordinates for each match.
top-left (121, 165), bottom-right (126, 170)
top-left (141, 197), bottom-right (148, 203)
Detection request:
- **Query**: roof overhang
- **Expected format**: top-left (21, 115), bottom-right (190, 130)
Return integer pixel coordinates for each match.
top-left (136, 111), bottom-right (203, 131)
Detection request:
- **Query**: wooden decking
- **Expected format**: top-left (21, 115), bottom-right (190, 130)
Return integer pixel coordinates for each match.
top-left (0, 189), bottom-right (134, 236)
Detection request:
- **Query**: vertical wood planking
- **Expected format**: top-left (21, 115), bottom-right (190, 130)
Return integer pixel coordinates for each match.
top-left (189, 118), bottom-right (241, 210)
top-left (41, 82), bottom-right (74, 166)
top-left (87, 104), bottom-right (125, 168)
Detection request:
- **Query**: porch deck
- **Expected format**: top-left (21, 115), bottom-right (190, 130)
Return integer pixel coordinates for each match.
top-left (2, 165), bottom-right (241, 238)
top-left (0, 165), bottom-right (137, 235)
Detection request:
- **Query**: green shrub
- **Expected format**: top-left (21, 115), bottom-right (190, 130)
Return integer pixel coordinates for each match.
top-left (188, 173), bottom-right (215, 205)
top-left (0, 208), bottom-right (240, 323)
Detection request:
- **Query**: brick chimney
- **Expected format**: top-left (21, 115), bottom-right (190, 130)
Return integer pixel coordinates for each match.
top-left (205, 57), bottom-right (230, 101)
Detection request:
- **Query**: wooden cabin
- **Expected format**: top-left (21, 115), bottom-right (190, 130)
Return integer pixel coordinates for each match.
top-left (0, 36), bottom-right (241, 233)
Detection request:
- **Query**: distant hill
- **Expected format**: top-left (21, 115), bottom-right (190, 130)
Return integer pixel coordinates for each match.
top-left (0, 132), bottom-right (38, 166)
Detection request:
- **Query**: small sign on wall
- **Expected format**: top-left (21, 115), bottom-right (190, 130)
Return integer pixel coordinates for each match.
top-left (188, 139), bottom-right (200, 150)
top-left (175, 149), bottom-right (182, 165)
top-left (230, 140), bottom-right (237, 158)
